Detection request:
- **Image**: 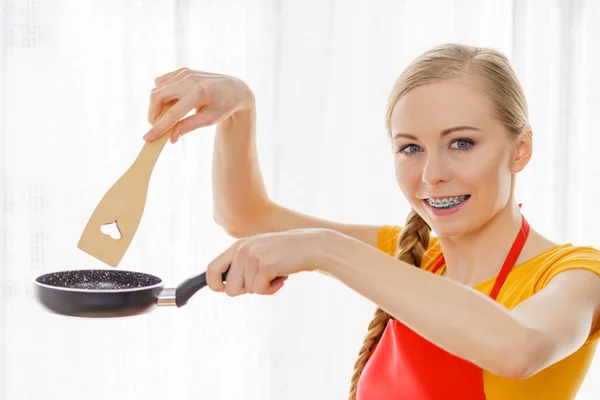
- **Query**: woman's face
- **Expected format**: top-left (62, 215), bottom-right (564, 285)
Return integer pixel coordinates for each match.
top-left (390, 78), bottom-right (526, 238)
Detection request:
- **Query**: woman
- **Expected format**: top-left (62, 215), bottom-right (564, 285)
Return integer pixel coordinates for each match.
top-left (143, 44), bottom-right (600, 399)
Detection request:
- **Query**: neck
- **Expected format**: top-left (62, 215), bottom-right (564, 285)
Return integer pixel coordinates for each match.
top-left (436, 201), bottom-right (524, 286)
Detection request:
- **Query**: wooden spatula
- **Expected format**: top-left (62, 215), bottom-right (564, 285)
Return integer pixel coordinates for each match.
top-left (77, 104), bottom-right (175, 267)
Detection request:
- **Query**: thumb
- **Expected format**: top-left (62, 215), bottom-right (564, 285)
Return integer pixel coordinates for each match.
top-left (171, 109), bottom-right (221, 143)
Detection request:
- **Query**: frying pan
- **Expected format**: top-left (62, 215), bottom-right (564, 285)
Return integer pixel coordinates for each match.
top-left (34, 269), bottom-right (227, 317)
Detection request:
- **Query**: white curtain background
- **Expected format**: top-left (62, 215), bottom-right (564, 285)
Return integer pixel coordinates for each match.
top-left (1, 0), bottom-right (599, 399)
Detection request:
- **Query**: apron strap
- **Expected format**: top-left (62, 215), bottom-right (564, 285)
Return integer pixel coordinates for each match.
top-left (429, 211), bottom-right (529, 300)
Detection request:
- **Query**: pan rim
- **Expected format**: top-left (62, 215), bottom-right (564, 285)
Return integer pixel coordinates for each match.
top-left (34, 269), bottom-right (164, 293)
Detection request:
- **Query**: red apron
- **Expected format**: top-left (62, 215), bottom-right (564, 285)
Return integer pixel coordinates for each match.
top-left (357, 213), bottom-right (530, 399)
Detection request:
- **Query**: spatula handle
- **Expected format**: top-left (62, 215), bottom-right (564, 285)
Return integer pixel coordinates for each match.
top-left (128, 104), bottom-right (175, 179)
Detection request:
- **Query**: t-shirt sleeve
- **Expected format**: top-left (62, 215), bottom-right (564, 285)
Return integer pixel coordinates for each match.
top-left (534, 247), bottom-right (600, 344)
top-left (377, 225), bottom-right (402, 257)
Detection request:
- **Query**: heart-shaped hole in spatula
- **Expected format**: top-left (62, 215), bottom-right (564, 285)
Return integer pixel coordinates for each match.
top-left (100, 221), bottom-right (122, 240)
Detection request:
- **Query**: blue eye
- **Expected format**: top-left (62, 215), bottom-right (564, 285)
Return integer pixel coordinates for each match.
top-left (450, 139), bottom-right (474, 151)
top-left (397, 144), bottom-right (423, 155)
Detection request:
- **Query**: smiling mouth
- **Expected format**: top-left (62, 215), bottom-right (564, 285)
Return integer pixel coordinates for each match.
top-left (424, 195), bottom-right (471, 209)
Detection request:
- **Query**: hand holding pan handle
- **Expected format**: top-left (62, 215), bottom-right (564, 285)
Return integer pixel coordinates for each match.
top-left (158, 268), bottom-right (229, 307)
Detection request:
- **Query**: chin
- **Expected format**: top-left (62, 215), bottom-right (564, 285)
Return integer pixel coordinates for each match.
top-left (419, 213), bottom-right (478, 239)
top-left (431, 226), bottom-right (471, 239)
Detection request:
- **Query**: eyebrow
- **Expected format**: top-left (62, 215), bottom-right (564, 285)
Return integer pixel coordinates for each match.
top-left (392, 126), bottom-right (482, 140)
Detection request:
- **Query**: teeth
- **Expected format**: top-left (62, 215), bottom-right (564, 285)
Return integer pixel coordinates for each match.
top-left (427, 195), bottom-right (469, 209)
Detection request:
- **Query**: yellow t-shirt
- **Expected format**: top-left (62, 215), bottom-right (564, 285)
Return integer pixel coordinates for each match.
top-left (377, 225), bottom-right (600, 400)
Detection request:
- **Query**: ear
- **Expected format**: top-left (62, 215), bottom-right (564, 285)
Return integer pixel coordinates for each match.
top-left (510, 128), bottom-right (533, 173)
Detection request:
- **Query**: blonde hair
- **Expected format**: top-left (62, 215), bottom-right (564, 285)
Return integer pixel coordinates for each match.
top-left (348, 43), bottom-right (530, 399)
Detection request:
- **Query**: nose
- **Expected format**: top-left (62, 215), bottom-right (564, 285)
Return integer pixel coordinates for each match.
top-left (421, 152), bottom-right (451, 186)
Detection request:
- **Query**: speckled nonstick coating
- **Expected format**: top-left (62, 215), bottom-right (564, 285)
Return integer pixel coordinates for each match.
top-left (36, 269), bottom-right (162, 290)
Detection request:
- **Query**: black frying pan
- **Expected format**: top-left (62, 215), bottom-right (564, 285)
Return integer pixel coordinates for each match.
top-left (34, 269), bottom-right (227, 318)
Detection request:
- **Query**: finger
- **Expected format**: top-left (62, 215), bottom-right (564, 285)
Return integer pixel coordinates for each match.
top-left (147, 79), bottom-right (191, 126)
top-left (244, 250), bottom-right (259, 294)
top-left (225, 247), bottom-right (248, 297)
top-left (207, 242), bottom-right (239, 292)
top-left (144, 94), bottom-right (198, 142)
top-left (154, 67), bottom-right (190, 86)
top-left (147, 99), bottom-right (177, 132)
top-left (253, 255), bottom-right (286, 294)
top-left (261, 276), bottom-right (288, 295)
top-left (206, 261), bottom-right (227, 293)
top-left (171, 109), bottom-right (221, 143)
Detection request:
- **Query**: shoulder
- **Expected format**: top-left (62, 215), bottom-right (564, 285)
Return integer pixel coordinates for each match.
top-left (532, 244), bottom-right (600, 343)
top-left (532, 244), bottom-right (600, 292)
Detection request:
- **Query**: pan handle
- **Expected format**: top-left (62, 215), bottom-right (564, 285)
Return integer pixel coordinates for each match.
top-left (175, 269), bottom-right (229, 307)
